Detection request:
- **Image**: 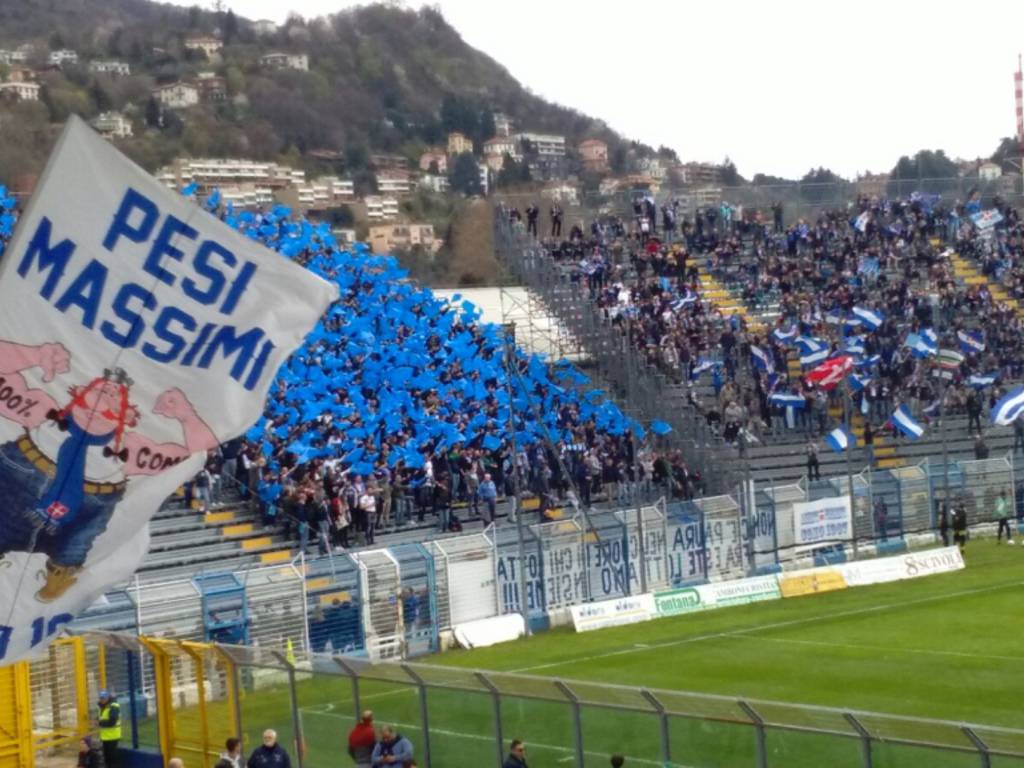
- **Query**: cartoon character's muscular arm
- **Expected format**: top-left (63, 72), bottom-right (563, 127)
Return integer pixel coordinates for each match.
top-left (122, 388), bottom-right (219, 477)
top-left (0, 340), bottom-right (69, 429)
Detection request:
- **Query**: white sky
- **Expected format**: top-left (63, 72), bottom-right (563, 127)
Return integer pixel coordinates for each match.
top-left (176, 0), bottom-right (1024, 179)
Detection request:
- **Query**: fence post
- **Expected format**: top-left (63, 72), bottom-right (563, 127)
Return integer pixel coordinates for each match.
top-left (402, 665), bottom-right (432, 768)
top-left (476, 672), bottom-right (505, 768)
top-left (335, 657), bottom-right (362, 716)
top-left (737, 700), bottom-right (768, 768)
top-left (963, 726), bottom-right (992, 768)
top-left (554, 681), bottom-right (585, 768)
top-left (214, 645), bottom-right (243, 749)
top-left (272, 651), bottom-right (305, 768)
top-left (126, 651), bottom-right (140, 749)
top-left (844, 712), bottom-right (873, 768)
top-left (640, 689), bottom-right (671, 766)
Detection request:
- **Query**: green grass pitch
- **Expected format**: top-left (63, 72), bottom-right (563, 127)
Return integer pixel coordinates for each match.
top-left (187, 541), bottom-right (1024, 767)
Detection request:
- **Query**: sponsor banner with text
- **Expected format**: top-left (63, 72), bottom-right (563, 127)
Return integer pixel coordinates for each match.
top-left (569, 594), bottom-right (655, 633)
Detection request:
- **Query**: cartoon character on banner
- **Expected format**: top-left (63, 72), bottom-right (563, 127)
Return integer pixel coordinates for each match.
top-left (0, 339), bottom-right (217, 601)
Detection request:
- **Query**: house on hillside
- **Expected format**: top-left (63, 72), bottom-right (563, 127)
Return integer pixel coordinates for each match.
top-left (493, 112), bottom-right (513, 137)
top-left (447, 132), bottom-right (473, 157)
top-left (184, 36), bottom-right (222, 58)
top-left (377, 170), bottom-right (413, 196)
top-left (252, 19), bottom-right (278, 36)
top-left (419, 174), bottom-right (449, 193)
top-left (89, 60), bottom-right (130, 76)
top-left (260, 52), bottom-right (309, 71)
top-left (195, 75), bottom-right (227, 103)
top-left (91, 111), bottom-right (133, 139)
top-left (47, 49), bottom-right (78, 67)
top-left (0, 81), bottom-right (40, 102)
top-left (483, 136), bottom-right (519, 171)
top-left (516, 132), bottom-right (566, 157)
top-left (419, 150), bottom-right (448, 174)
top-left (978, 162), bottom-right (1002, 181)
top-left (364, 196), bottom-right (400, 221)
top-left (368, 223), bottom-right (439, 256)
top-left (153, 82), bottom-right (199, 108)
top-left (578, 139), bottom-right (608, 172)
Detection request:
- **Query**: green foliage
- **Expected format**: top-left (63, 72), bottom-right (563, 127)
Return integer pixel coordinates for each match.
top-left (449, 152), bottom-right (482, 196)
top-left (0, 0), bottom-right (655, 184)
top-left (890, 149), bottom-right (959, 181)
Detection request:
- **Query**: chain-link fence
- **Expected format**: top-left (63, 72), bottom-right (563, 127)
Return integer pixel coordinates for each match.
top-left (45, 631), bottom-right (1024, 768)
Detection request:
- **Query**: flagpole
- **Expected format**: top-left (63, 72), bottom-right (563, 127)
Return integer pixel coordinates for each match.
top-left (843, 376), bottom-right (859, 558)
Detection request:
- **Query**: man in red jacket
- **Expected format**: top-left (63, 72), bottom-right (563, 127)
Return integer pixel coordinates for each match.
top-left (348, 710), bottom-right (376, 768)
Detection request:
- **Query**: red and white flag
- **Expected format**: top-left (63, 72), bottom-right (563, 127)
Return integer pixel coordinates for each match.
top-left (806, 355), bottom-right (853, 390)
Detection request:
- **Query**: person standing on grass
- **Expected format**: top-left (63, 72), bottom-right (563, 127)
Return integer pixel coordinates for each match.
top-left (995, 490), bottom-right (1015, 544)
top-left (348, 710), bottom-right (376, 768)
top-left (503, 739), bottom-right (527, 768)
top-left (938, 501), bottom-right (950, 547)
top-left (952, 499), bottom-right (968, 553)
top-left (371, 727), bottom-right (413, 767)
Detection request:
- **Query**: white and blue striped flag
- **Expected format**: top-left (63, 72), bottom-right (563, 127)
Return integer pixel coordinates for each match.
top-left (852, 306), bottom-right (884, 331)
top-left (968, 372), bottom-right (998, 389)
top-left (825, 425), bottom-right (857, 453)
top-left (855, 354), bottom-right (881, 369)
top-left (672, 288), bottom-right (698, 311)
top-left (690, 358), bottom-right (717, 380)
top-left (825, 309), bottom-right (846, 325)
top-left (772, 324), bottom-right (798, 345)
top-left (892, 404), bottom-right (925, 440)
top-left (848, 373), bottom-right (872, 392)
top-left (770, 392), bottom-right (806, 410)
top-left (751, 345), bottom-right (774, 373)
top-left (796, 335), bottom-right (826, 354)
top-left (957, 330), bottom-right (985, 355)
top-left (905, 331), bottom-right (937, 358)
top-left (801, 347), bottom-right (830, 367)
top-left (845, 335), bottom-right (867, 356)
top-left (991, 385), bottom-right (1024, 426)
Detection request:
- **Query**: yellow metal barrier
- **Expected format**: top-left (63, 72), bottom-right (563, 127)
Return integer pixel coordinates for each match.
top-left (0, 660), bottom-right (34, 768)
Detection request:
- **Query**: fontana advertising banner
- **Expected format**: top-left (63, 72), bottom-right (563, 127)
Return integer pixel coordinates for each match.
top-left (0, 117), bottom-right (338, 663)
top-left (792, 496), bottom-right (852, 547)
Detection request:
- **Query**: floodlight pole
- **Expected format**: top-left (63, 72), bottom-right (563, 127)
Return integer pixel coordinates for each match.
top-left (504, 331), bottom-right (531, 635)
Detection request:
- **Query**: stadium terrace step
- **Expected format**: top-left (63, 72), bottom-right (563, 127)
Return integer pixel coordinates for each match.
top-left (259, 549), bottom-right (293, 565)
top-left (875, 457), bottom-right (908, 469)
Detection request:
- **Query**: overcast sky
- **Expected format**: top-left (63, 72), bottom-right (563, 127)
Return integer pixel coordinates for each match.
top-left (172, 0), bottom-right (1024, 179)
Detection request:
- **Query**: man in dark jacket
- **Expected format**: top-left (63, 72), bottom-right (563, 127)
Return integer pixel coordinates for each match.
top-left (503, 739), bottom-right (527, 768)
top-left (247, 730), bottom-right (291, 768)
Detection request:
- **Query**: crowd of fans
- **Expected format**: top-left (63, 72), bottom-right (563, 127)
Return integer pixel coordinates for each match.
top-left (506, 189), bottom-right (1024, 456)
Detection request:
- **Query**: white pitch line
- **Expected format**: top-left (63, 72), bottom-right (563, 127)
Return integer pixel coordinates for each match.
top-left (300, 707), bottom-right (694, 767)
top-left (747, 635), bottom-right (1024, 663)
top-left (511, 579), bottom-right (1023, 673)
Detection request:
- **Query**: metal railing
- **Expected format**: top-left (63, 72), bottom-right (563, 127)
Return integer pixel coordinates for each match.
top-left (49, 631), bottom-right (1024, 768)
top-left (71, 451), bottom-right (1023, 671)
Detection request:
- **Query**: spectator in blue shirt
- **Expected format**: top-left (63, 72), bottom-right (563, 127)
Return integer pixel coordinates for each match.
top-left (371, 727), bottom-right (413, 767)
